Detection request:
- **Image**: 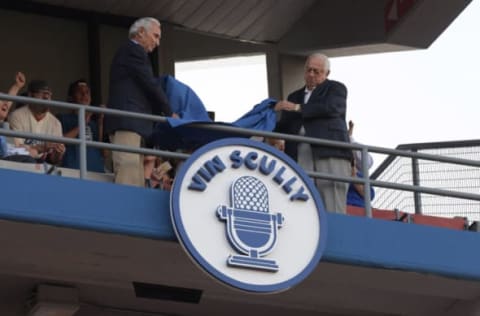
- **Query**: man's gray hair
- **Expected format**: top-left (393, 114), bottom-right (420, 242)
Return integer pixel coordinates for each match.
top-left (306, 53), bottom-right (330, 72)
top-left (129, 17), bottom-right (160, 38)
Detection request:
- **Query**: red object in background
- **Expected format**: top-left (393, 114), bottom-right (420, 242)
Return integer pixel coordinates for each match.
top-left (346, 205), bottom-right (467, 231)
top-left (385, 0), bottom-right (418, 33)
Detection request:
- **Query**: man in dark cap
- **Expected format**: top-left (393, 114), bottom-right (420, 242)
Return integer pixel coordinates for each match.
top-left (8, 79), bottom-right (65, 164)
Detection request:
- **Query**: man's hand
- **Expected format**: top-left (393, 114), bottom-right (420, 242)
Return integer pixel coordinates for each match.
top-left (265, 137), bottom-right (285, 152)
top-left (45, 142), bottom-right (66, 165)
top-left (274, 100), bottom-right (297, 112)
top-left (23, 146), bottom-right (40, 158)
top-left (348, 120), bottom-right (354, 137)
top-left (46, 142), bottom-right (66, 155)
top-left (171, 113), bottom-right (180, 119)
top-left (14, 72), bottom-right (26, 89)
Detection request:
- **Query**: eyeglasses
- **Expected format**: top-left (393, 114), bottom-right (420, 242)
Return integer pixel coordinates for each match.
top-left (305, 67), bottom-right (326, 76)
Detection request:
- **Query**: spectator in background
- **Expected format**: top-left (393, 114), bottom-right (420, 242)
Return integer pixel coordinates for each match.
top-left (1, 72), bottom-right (26, 116)
top-left (346, 120), bottom-right (375, 208)
top-left (274, 53), bottom-right (353, 214)
top-left (8, 79), bottom-right (65, 165)
top-left (0, 72), bottom-right (36, 162)
top-left (347, 155), bottom-right (375, 208)
top-left (144, 156), bottom-right (174, 189)
top-left (57, 79), bottom-right (105, 172)
top-left (105, 17), bottom-right (177, 187)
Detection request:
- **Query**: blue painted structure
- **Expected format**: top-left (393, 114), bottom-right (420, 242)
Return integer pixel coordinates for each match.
top-left (1, 167), bottom-right (479, 283)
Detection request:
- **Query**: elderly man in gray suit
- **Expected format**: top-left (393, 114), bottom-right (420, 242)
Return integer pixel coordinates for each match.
top-left (275, 53), bottom-right (352, 214)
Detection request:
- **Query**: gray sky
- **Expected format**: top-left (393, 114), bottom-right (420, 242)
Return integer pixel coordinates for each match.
top-left (176, 1), bottom-right (479, 168)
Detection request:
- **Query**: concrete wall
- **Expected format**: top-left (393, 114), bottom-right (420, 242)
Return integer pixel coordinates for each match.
top-left (99, 24), bottom-right (127, 105)
top-left (0, 9), bottom-right (89, 104)
top-left (279, 1), bottom-right (386, 56)
top-left (172, 28), bottom-right (265, 62)
top-left (0, 8), bottom-right (293, 116)
top-left (280, 55), bottom-right (305, 99)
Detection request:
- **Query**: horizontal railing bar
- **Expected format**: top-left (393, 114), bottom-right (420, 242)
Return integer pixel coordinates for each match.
top-left (0, 129), bottom-right (189, 160)
top-left (3, 93), bottom-right (480, 211)
top-left (2, 93), bottom-right (479, 167)
top-left (0, 93), bottom-right (169, 123)
top-left (305, 171), bottom-right (480, 202)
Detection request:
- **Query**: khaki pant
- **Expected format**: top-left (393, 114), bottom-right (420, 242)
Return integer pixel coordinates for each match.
top-left (110, 131), bottom-right (144, 187)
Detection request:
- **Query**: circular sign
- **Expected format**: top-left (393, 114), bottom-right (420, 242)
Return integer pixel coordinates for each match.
top-left (171, 138), bottom-right (327, 293)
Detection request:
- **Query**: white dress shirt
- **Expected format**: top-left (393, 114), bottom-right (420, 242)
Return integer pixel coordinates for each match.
top-left (297, 87), bottom-right (315, 171)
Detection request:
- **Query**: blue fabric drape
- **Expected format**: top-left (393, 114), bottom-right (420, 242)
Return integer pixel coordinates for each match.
top-left (151, 75), bottom-right (277, 150)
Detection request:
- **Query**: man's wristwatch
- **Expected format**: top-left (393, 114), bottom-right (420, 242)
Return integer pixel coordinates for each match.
top-left (295, 103), bottom-right (301, 111)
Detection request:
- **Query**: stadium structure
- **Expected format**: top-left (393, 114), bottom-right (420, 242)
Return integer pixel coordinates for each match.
top-left (1, 1), bottom-right (480, 315)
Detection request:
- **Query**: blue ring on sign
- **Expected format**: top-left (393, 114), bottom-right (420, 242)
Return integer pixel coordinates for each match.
top-left (170, 137), bottom-right (327, 293)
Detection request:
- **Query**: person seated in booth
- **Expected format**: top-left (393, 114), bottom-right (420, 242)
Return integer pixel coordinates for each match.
top-left (56, 79), bottom-right (105, 173)
top-left (8, 79), bottom-right (65, 165)
top-left (346, 120), bottom-right (375, 208)
top-left (347, 154), bottom-right (376, 208)
top-left (0, 72), bottom-right (37, 163)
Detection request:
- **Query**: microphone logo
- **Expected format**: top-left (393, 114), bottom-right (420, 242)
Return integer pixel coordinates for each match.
top-left (217, 176), bottom-right (284, 272)
top-left (171, 138), bottom-right (326, 293)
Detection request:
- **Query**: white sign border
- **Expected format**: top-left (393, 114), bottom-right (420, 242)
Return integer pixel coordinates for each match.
top-left (170, 137), bottom-right (328, 293)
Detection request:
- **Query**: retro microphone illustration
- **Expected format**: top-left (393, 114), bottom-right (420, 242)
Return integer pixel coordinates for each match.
top-left (217, 176), bottom-right (284, 272)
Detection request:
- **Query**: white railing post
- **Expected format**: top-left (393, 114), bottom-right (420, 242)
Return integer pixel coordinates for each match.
top-left (78, 107), bottom-right (87, 179)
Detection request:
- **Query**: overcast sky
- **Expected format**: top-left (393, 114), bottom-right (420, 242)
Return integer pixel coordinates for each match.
top-left (333, 0), bottom-right (479, 148)
top-left (176, 1), bottom-right (479, 168)
top-left (176, 55), bottom-right (268, 123)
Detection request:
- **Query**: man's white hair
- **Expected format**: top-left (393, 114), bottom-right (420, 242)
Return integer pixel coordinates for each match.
top-left (129, 17), bottom-right (160, 38)
top-left (306, 53), bottom-right (330, 72)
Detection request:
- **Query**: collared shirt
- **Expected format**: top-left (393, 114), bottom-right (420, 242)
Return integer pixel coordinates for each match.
top-left (298, 86), bottom-right (315, 171)
top-left (304, 87), bottom-right (314, 104)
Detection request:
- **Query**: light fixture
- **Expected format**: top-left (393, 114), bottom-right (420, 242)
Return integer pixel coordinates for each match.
top-left (27, 284), bottom-right (79, 316)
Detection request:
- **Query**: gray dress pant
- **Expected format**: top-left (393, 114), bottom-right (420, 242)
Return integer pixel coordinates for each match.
top-left (297, 129), bottom-right (350, 213)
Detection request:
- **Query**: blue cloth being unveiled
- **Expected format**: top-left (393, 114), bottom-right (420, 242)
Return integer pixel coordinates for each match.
top-left (158, 75), bottom-right (211, 122)
top-left (150, 75), bottom-right (277, 150)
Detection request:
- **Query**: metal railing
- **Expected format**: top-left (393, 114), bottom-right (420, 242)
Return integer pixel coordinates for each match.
top-left (2, 92), bottom-right (480, 220)
top-left (372, 140), bottom-right (480, 222)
